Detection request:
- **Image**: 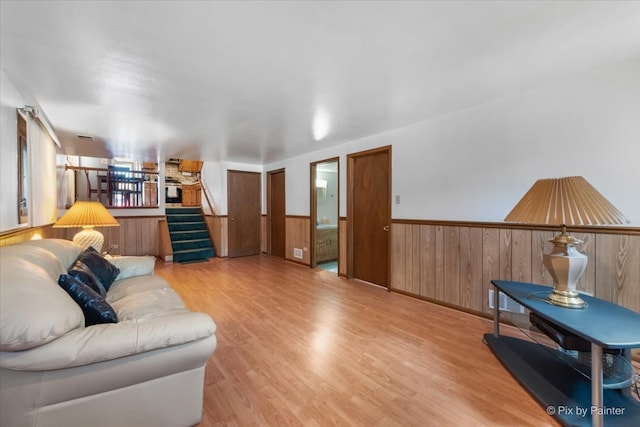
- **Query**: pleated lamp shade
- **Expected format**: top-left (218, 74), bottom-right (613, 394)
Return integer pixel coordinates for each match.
top-left (53, 201), bottom-right (119, 252)
top-left (505, 176), bottom-right (629, 226)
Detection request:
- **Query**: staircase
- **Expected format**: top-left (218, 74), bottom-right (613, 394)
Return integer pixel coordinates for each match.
top-left (165, 207), bottom-right (215, 263)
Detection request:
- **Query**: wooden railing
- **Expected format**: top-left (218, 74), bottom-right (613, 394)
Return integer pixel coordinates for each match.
top-left (65, 166), bottom-right (159, 208)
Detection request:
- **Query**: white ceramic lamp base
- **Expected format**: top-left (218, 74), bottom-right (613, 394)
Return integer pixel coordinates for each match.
top-left (72, 227), bottom-right (104, 253)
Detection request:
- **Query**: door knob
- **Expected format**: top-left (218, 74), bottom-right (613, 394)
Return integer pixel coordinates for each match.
top-left (383, 225), bottom-right (390, 232)
top-left (231, 217), bottom-right (235, 221)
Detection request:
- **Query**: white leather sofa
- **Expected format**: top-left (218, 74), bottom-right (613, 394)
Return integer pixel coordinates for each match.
top-left (0, 239), bottom-right (217, 427)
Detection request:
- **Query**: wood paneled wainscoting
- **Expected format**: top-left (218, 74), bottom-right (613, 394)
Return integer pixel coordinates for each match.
top-left (390, 220), bottom-right (640, 315)
top-left (0, 216), bottom-right (165, 256)
top-left (204, 214), bottom-right (228, 258)
top-left (339, 217), bottom-right (347, 276)
top-left (286, 215), bottom-right (311, 265)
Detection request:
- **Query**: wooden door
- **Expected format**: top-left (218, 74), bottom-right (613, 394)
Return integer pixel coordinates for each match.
top-left (267, 169), bottom-right (286, 258)
top-left (228, 170), bottom-right (261, 258)
top-left (347, 146), bottom-right (391, 287)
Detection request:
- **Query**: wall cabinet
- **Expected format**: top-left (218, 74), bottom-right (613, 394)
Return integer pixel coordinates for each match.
top-left (178, 160), bottom-right (203, 173)
top-left (182, 183), bottom-right (201, 207)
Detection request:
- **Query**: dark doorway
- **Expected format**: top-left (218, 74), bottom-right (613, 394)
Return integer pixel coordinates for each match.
top-left (347, 146), bottom-right (391, 288)
top-left (267, 168), bottom-right (286, 258)
top-left (227, 170), bottom-right (261, 258)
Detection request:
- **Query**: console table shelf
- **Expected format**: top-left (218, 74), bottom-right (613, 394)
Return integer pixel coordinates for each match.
top-left (484, 280), bottom-right (640, 427)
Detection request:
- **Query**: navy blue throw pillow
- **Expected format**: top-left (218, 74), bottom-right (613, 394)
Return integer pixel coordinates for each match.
top-left (68, 261), bottom-right (106, 297)
top-left (71, 246), bottom-right (120, 292)
top-left (58, 274), bottom-right (118, 326)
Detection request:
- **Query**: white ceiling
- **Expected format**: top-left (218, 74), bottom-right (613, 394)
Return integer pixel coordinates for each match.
top-left (2, 1), bottom-right (639, 164)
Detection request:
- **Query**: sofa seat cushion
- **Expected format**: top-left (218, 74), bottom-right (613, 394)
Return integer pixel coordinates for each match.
top-left (106, 275), bottom-right (188, 321)
top-left (107, 275), bottom-right (171, 303)
top-left (0, 312), bottom-right (216, 371)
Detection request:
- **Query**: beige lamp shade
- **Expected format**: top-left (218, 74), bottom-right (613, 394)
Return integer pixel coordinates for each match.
top-left (53, 201), bottom-right (119, 252)
top-left (505, 176), bottom-right (629, 226)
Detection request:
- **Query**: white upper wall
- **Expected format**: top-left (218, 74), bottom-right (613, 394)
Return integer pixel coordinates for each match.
top-left (264, 59), bottom-right (640, 225)
top-left (0, 70), bottom-right (23, 231)
top-left (1, 70), bottom-right (59, 230)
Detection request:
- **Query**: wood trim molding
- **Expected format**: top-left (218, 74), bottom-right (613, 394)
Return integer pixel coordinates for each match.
top-left (393, 218), bottom-right (640, 236)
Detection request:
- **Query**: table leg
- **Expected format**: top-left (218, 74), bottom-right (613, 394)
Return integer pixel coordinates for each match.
top-left (591, 343), bottom-right (603, 427)
top-left (493, 286), bottom-right (500, 337)
top-left (621, 348), bottom-right (631, 396)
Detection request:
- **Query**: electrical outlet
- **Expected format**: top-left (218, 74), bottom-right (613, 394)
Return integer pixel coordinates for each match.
top-left (488, 289), bottom-right (525, 314)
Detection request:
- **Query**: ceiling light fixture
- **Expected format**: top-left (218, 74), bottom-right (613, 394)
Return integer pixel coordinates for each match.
top-left (312, 108), bottom-right (331, 141)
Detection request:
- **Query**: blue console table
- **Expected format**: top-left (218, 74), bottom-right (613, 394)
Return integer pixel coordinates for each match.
top-left (484, 280), bottom-right (640, 427)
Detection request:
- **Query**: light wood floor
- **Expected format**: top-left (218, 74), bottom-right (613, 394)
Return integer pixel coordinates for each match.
top-left (156, 255), bottom-right (559, 427)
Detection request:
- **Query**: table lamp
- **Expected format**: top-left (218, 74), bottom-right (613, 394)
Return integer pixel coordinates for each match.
top-left (53, 201), bottom-right (120, 252)
top-left (505, 176), bottom-right (628, 308)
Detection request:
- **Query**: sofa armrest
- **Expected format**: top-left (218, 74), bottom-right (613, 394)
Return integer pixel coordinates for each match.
top-left (104, 255), bottom-right (156, 280)
top-left (0, 312), bottom-right (216, 371)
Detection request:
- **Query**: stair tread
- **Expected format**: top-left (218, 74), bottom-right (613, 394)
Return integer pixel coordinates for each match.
top-left (173, 247), bottom-right (215, 254)
top-left (171, 238), bottom-right (212, 244)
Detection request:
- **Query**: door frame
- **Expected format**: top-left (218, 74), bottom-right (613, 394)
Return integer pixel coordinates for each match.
top-left (310, 157), bottom-right (340, 269)
top-left (266, 168), bottom-right (285, 257)
top-left (346, 145), bottom-right (392, 285)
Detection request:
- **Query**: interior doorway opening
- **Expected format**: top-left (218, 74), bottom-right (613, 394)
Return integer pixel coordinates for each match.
top-left (310, 158), bottom-right (339, 273)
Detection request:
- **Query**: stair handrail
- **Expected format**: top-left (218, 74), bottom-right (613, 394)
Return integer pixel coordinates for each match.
top-left (200, 178), bottom-right (217, 217)
top-left (199, 176), bottom-right (219, 256)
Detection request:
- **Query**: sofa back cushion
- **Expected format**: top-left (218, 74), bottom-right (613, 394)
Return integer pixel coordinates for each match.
top-left (18, 238), bottom-right (82, 270)
top-left (0, 257), bottom-right (84, 351)
top-left (0, 244), bottom-right (67, 282)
